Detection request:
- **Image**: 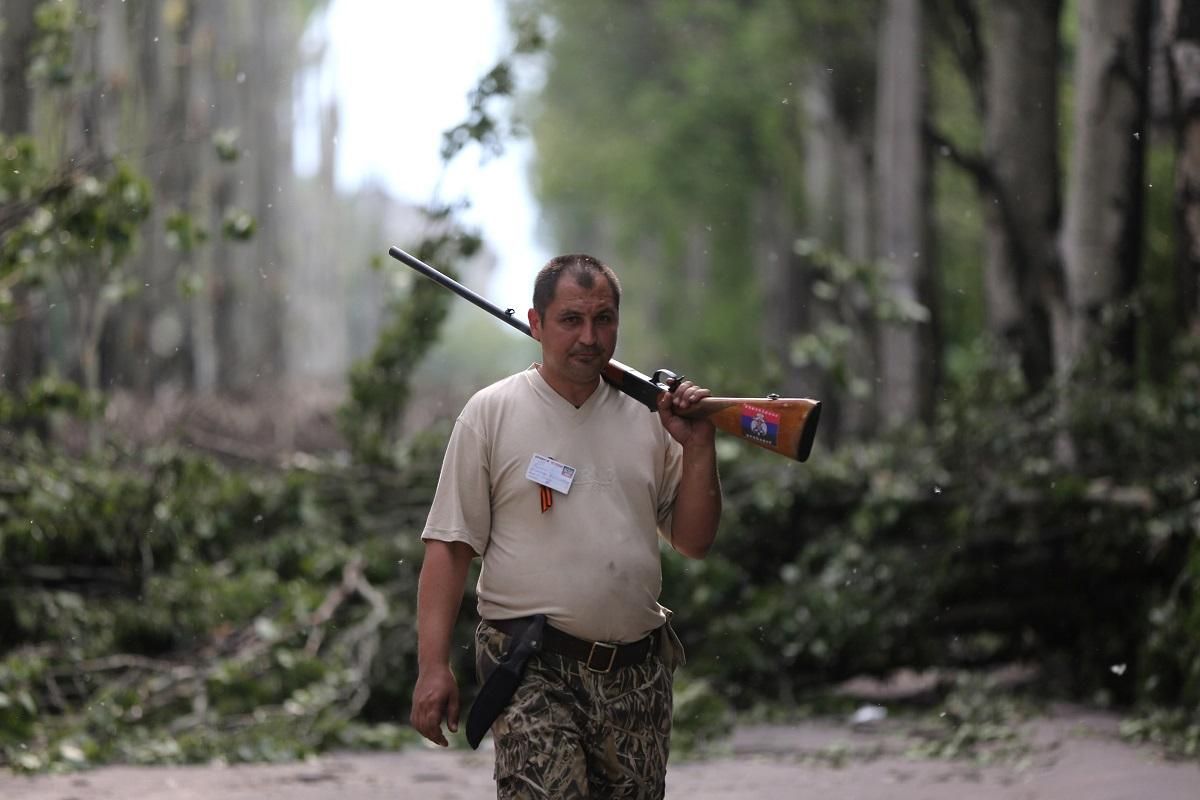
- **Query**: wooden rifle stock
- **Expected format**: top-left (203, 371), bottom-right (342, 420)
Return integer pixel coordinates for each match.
top-left (389, 246), bottom-right (822, 462)
top-left (689, 396), bottom-right (820, 462)
top-left (598, 362), bottom-right (821, 462)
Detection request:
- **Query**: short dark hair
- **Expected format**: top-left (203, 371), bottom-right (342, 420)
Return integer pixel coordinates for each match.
top-left (532, 254), bottom-right (622, 317)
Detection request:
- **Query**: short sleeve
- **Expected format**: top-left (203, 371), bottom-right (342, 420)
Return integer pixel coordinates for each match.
top-left (420, 413), bottom-right (492, 556)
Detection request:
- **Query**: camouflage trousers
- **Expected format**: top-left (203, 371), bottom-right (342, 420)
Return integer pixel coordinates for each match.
top-left (474, 619), bottom-right (683, 799)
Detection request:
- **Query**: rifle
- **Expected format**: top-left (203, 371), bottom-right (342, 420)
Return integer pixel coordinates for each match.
top-left (388, 246), bottom-right (822, 462)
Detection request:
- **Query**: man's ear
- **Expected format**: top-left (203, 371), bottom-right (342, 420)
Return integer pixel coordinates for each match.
top-left (528, 308), bottom-right (542, 341)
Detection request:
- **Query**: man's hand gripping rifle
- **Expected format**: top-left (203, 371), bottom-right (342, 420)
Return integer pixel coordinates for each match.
top-left (388, 247), bottom-right (822, 462)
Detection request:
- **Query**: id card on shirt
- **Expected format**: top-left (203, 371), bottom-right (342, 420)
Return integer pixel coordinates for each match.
top-left (526, 454), bottom-right (576, 495)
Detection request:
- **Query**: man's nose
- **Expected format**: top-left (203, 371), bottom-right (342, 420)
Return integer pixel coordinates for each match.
top-left (578, 320), bottom-right (597, 344)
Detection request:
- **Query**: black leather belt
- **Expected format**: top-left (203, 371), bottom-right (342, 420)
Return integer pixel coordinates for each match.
top-left (488, 618), bottom-right (653, 673)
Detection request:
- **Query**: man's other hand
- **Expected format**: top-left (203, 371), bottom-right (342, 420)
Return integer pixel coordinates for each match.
top-left (411, 665), bottom-right (460, 746)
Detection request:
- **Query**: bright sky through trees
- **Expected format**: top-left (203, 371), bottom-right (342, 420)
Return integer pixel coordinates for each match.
top-left (298, 0), bottom-right (547, 303)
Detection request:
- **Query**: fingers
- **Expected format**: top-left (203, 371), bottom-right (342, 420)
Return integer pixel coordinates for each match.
top-left (669, 379), bottom-right (710, 411)
top-left (411, 702), bottom-right (448, 746)
top-left (657, 380), bottom-right (716, 447)
top-left (411, 675), bottom-right (457, 747)
top-left (656, 389), bottom-right (673, 415)
top-left (447, 692), bottom-right (460, 733)
top-left (656, 380), bottom-right (709, 419)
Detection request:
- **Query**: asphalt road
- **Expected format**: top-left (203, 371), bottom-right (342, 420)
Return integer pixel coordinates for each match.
top-left (4, 706), bottom-right (1198, 800)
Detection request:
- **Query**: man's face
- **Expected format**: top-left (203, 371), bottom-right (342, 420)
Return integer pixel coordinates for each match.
top-left (528, 274), bottom-right (619, 393)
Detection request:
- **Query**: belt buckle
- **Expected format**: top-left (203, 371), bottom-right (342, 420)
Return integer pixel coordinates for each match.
top-left (586, 641), bottom-right (618, 673)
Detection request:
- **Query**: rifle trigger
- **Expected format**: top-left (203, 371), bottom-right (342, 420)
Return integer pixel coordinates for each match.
top-left (505, 308), bottom-right (515, 317)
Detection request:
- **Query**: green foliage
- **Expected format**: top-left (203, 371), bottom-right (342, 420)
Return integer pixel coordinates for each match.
top-left (0, 144), bottom-right (151, 286)
top-left (520, 0), bottom-right (881, 377)
top-left (669, 675), bottom-right (735, 757)
top-left (221, 208), bottom-right (256, 241)
top-left (1142, 553), bottom-right (1200, 708)
top-left (164, 209), bottom-right (209, 255)
top-left (0, 132), bottom-right (153, 398)
top-left (662, 332), bottom-right (1200, 731)
top-left (212, 129), bottom-right (242, 163)
top-left (907, 674), bottom-right (1034, 765)
top-left (0, 418), bottom-right (444, 771)
top-left (1058, 333), bottom-right (1200, 481)
top-left (0, 375), bottom-right (98, 429)
top-left (0, 655), bottom-right (40, 752)
top-left (0, 136), bottom-right (39, 203)
top-left (3, 332), bottom-right (1199, 769)
top-left (337, 224), bottom-right (481, 465)
top-left (664, 441), bottom-right (949, 706)
top-left (1138, 142), bottom-right (1181, 384)
top-left (29, 0), bottom-right (79, 86)
top-left (1121, 707), bottom-right (1200, 761)
top-left (788, 239), bottom-right (929, 397)
top-left (441, 63), bottom-right (517, 161)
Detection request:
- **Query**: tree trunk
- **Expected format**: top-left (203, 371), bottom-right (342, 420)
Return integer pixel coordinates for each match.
top-left (1, 0), bottom-right (41, 390)
top-left (0, 0), bottom-right (36, 135)
top-left (799, 69), bottom-right (876, 440)
top-left (66, 0), bottom-right (109, 393)
top-left (874, 0), bottom-right (936, 428)
top-left (203, 1), bottom-right (241, 394)
top-left (125, 0), bottom-right (197, 392)
top-left (1055, 0), bottom-right (1152, 376)
top-left (101, 0), bottom-right (197, 392)
top-left (206, 0), bottom-right (296, 395)
top-left (245, 0), bottom-right (290, 392)
top-left (286, 100), bottom-right (349, 387)
top-left (97, 0), bottom-right (152, 390)
top-left (834, 80), bottom-right (878, 440)
top-left (753, 181), bottom-right (812, 400)
top-left (185, 0), bottom-right (222, 394)
top-left (981, 0), bottom-right (1061, 391)
top-left (1165, 0), bottom-right (1200, 333)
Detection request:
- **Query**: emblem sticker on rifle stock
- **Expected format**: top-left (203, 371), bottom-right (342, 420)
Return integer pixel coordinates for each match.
top-left (741, 405), bottom-right (780, 447)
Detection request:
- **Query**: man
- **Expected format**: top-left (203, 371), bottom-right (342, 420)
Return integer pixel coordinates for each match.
top-left (410, 253), bottom-right (721, 798)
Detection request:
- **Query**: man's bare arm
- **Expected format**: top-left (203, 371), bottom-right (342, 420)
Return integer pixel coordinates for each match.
top-left (657, 380), bottom-right (722, 559)
top-left (410, 539), bottom-right (476, 746)
top-left (668, 441), bottom-right (722, 558)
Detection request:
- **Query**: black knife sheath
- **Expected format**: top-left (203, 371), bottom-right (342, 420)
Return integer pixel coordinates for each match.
top-left (466, 614), bottom-right (546, 749)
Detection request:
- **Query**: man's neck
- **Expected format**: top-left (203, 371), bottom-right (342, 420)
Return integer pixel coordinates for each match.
top-left (535, 364), bottom-right (600, 408)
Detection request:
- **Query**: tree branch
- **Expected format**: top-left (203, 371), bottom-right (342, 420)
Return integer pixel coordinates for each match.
top-left (924, 122), bottom-right (996, 192)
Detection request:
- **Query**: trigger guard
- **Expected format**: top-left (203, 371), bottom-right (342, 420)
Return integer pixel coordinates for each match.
top-left (651, 369), bottom-right (681, 391)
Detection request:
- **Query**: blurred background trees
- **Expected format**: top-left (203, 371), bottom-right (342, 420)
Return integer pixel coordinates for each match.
top-left (519, 0), bottom-right (1197, 442)
top-left (1, 0), bottom-right (1199, 771)
top-left (0, 0), bottom-right (500, 431)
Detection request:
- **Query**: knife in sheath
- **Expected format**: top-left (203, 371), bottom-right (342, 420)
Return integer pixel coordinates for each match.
top-left (466, 614), bottom-right (546, 749)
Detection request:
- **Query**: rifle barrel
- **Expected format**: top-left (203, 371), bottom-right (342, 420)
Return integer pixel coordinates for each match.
top-left (388, 246), bottom-right (532, 337)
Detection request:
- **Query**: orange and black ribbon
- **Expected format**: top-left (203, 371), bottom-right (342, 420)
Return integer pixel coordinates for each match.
top-left (539, 485), bottom-right (553, 513)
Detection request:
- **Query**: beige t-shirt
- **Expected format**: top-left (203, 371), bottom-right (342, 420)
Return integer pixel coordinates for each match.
top-left (421, 365), bottom-right (684, 642)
